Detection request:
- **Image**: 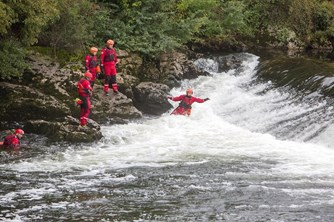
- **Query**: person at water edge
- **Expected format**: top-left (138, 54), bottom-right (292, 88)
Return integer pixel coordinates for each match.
top-left (85, 47), bottom-right (101, 88)
top-left (167, 88), bottom-right (210, 116)
top-left (0, 129), bottom-right (24, 154)
top-left (100, 39), bottom-right (119, 94)
top-left (77, 71), bottom-right (93, 127)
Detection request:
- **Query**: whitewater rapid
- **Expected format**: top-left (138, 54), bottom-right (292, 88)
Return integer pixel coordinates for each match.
top-left (2, 53), bottom-right (334, 177)
top-left (2, 52), bottom-right (334, 221)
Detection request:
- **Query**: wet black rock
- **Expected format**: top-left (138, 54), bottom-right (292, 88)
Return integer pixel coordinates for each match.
top-left (133, 82), bottom-right (173, 115)
top-left (25, 116), bottom-right (102, 143)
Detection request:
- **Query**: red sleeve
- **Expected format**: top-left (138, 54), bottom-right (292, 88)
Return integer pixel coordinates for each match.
top-left (191, 97), bottom-right (205, 103)
top-left (85, 55), bottom-right (90, 70)
top-left (100, 49), bottom-right (105, 66)
top-left (11, 137), bottom-right (20, 148)
top-left (82, 80), bottom-right (92, 91)
top-left (172, 95), bottom-right (185, 101)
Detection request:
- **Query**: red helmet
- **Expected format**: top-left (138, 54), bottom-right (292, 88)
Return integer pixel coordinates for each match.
top-left (15, 128), bottom-right (24, 135)
top-left (106, 39), bottom-right (114, 46)
top-left (84, 71), bottom-right (92, 79)
top-left (90, 47), bottom-right (98, 54)
top-left (186, 88), bottom-right (193, 94)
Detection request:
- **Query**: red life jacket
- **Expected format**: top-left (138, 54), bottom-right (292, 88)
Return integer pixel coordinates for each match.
top-left (88, 55), bottom-right (98, 68)
top-left (3, 134), bottom-right (19, 148)
top-left (77, 79), bottom-right (91, 97)
top-left (178, 96), bottom-right (192, 109)
top-left (103, 48), bottom-right (115, 62)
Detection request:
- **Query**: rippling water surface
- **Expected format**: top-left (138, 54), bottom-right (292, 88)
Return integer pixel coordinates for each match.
top-left (1, 52), bottom-right (334, 221)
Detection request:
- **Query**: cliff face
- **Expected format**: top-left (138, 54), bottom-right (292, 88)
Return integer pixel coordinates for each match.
top-left (0, 50), bottom-right (208, 143)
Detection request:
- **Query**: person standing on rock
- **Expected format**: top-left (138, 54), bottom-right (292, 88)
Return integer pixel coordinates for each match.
top-left (0, 129), bottom-right (24, 154)
top-left (100, 39), bottom-right (119, 95)
top-left (167, 88), bottom-right (209, 116)
top-left (85, 47), bottom-right (101, 88)
top-left (77, 72), bottom-right (93, 127)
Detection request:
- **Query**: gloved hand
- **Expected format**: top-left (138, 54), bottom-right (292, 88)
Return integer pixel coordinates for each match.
top-left (75, 98), bottom-right (82, 105)
top-left (167, 96), bottom-right (173, 100)
top-left (204, 98), bottom-right (210, 101)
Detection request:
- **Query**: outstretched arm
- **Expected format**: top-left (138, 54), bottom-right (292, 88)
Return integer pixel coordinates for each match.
top-left (168, 95), bottom-right (185, 102)
top-left (193, 97), bottom-right (210, 103)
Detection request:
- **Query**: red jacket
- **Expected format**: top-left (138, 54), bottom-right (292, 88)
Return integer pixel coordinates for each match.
top-left (100, 47), bottom-right (117, 66)
top-left (171, 95), bottom-right (205, 116)
top-left (85, 54), bottom-right (98, 74)
top-left (3, 134), bottom-right (20, 149)
top-left (77, 78), bottom-right (92, 97)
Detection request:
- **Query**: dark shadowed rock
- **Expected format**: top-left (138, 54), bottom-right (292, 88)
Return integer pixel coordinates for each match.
top-left (0, 82), bottom-right (70, 122)
top-left (25, 116), bottom-right (102, 143)
top-left (117, 74), bottom-right (141, 100)
top-left (216, 55), bottom-right (243, 72)
top-left (133, 82), bottom-right (173, 115)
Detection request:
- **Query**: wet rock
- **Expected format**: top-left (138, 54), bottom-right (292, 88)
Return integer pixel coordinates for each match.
top-left (90, 85), bottom-right (142, 124)
top-left (0, 53), bottom-right (143, 143)
top-left (118, 74), bottom-right (141, 100)
top-left (159, 51), bottom-right (209, 88)
top-left (133, 82), bottom-right (173, 115)
top-left (216, 55), bottom-right (243, 72)
top-left (25, 116), bottom-right (102, 143)
top-left (0, 82), bottom-right (70, 122)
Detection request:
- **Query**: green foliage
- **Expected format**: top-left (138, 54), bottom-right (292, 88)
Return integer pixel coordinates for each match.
top-left (1, 0), bottom-right (334, 76)
top-left (314, 2), bottom-right (334, 36)
top-left (38, 0), bottom-right (95, 55)
top-left (220, 1), bottom-right (251, 36)
top-left (0, 2), bottom-right (14, 35)
top-left (288, 0), bottom-right (316, 39)
top-left (92, 0), bottom-right (219, 56)
top-left (0, 40), bottom-right (27, 80)
top-left (0, 0), bottom-right (59, 45)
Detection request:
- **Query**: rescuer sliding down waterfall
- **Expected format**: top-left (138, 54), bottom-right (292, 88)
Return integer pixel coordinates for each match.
top-left (167, 88), bottom-right (210, 116)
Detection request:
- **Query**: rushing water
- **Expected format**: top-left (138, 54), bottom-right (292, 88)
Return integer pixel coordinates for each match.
top-left (1, 52), bottom-right (334, 221)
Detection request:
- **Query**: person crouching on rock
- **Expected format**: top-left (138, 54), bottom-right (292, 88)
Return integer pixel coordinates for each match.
top-left (167, 88), bottom-right (209, 116)
top-left (77, 72), bottom-right (93, 127)
top-left (85, 47), bottom-right (100, 88)
top-left (101, 39), bottom-right (119, 95)
top-left (1, 129), bottom-right (24, 155)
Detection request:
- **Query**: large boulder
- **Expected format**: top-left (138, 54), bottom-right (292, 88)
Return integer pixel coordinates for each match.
top-left (215, 54), bottom-right (243, 72)
top-left (117, 74), bottom-right (141, 100)
top-left (90, 84), bottom-right (142, 124)
top-left (159, 51), bottom-right (209, 88)
top-left (133, 82), bottom-right (173, 115)
top-left (25, 116), bottom-right (102, 143)
top-left (0, 82), bottom-right (70, 122)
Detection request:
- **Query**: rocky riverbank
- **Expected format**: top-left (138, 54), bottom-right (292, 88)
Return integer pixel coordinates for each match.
top-left (0, 49), bottom-right (212, 143)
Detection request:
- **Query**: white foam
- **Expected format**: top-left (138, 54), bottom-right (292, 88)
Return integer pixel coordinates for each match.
top-left (1, 53), bottom-right (334, 179)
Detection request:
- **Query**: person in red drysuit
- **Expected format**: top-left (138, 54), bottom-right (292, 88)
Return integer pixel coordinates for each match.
top-left (167, 88), bottom-right (209, 116)
top-left (85, 47), bottom-right (100, 88)
top-left (77, 71), bottom-right (93, 127)
top-left (100, 39), bottom-right (119, 94)
top-left (1, 128), bottom-right (24, 154)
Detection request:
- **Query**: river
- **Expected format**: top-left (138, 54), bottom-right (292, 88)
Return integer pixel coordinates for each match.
top-left (1, 52), bottom-right (334, 221)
